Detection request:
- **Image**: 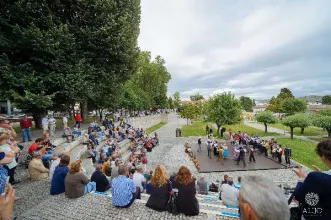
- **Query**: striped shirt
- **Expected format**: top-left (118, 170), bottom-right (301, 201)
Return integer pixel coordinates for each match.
top-left (111, 175), bottom-right (136, 206)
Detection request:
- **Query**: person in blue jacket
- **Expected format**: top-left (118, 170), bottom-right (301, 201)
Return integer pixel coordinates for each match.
top-left (50, 155), bottom-right (70, 195)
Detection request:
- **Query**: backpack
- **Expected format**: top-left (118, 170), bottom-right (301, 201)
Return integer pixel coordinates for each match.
top-left (209, 183), bottom-right (219, 192)
top-left (166, 193), bottom-right (178, 215)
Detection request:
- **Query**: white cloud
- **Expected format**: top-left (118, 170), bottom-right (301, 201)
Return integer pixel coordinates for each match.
top-left (139, 0), bottom-right (331, 99)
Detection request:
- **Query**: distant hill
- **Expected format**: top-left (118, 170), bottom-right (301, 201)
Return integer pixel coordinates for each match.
top-left (299, 95), bottom-right (323, 103)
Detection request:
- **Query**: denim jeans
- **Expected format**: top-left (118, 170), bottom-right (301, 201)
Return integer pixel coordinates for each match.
top-left (22, 128), bottom-right (32, 142)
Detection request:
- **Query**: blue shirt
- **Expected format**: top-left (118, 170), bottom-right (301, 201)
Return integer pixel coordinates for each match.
top-left (42, 118), bottom-right (48, 126)
top-left (50, 166), bottom-right (68, 195)
top-left (234, 183), bottom-right (241, 189)
top-left (111, 175), bottom-right (136, 206)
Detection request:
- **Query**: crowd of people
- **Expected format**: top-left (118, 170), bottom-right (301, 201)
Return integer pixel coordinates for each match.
top-left (2, 112), bottom-right (331, 220)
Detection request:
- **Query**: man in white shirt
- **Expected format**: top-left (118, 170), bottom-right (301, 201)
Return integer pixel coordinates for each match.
top-left (48, 116), bottom-right (56, 137)
top-left (62, 115), bottom-right (68, 129)
top-left (220, 177), bottom-right (239, 206)
top-left (49, 151), bottom-right (67, 180)
top-left (132, 166), bottom-right (146, 192)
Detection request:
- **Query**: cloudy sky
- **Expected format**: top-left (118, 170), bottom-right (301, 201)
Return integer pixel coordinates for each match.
top-left (138, 0), bottom-right (331, 100)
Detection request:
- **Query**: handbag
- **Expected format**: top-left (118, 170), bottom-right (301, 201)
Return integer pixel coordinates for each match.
top-left (166, 193), bottom-right (178, 215)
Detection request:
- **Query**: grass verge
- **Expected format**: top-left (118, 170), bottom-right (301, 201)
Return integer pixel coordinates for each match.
top-left (255, 122), bottom-right (327, 137)
top-left (276, 138), bottom-right (328, 170)
top-left (180, 120), bottom-right (280, 138)
top-left (146, 122), bottom-right (167, 135)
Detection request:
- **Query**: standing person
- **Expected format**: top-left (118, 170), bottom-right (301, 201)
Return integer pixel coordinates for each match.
top-left (175, 166), bottom-right (199, 216)
top-left (236, 147), bottom-right (246, 168)
top-left (62, 115), bottom-right (68, 129)
top-left (48, 116), bottom-right (56, 137)
top-left (284, 146), bottom-right (291, 166)
top-left (217, 147), bottom-right (224, 165)
top-left (248, 146), bottom-right (256, 163)
top-left (207, 140), bottom-right (212, 159)
top-left (209, 127), bottom-right (213, 135)
top-left (74, 112), bottom-right (81, 129)
top-left (42, 115), bottom-right (49, 135)
top-left (20, 114), bottom-right (32, 142)
top-left (277, 145), bottom-right (283, 163)
top-left (197, 137), bottom-right (202, 152)
top-left (205, 125), bottom-right (209, 135)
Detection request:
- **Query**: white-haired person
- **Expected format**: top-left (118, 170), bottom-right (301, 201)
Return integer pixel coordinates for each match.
top-left (239, 176), bottom-right (290, 220)
top-left (220, 177), bottom-right (239, 206)
top-left (197, 174), bottom-right (208, 195)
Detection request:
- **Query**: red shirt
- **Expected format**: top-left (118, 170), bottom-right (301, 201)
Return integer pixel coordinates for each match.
top-left (28, 143), bottom-right (39, 154)
top-left (75, 114), bottom-right (81, 122)
top-left (20, 119), bottom-right (32, 129)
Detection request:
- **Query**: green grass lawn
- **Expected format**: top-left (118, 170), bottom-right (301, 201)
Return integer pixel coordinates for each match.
top-left (308, 137), bottom-right (331, 142)
top-left (276, 138), bottom-right (328, 171)
top-left (146, 122), bottom-right (167, 135)
top-left (181, 120), bottom-right (280, 138)
top-left (256, 122), bottom-right (327, 136)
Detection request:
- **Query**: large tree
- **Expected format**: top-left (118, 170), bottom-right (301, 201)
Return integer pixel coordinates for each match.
top-left (206, 92), bottom-right (242, 135)
top-left (173, 92), bottom-right (181, 109)
top-left (281, 98), bottom-right (307, 115)
top-left (0, 0), bottom-right (141, 127)
top-left (266, 88), bottom-right (295, 113)
top-left (321, 95), bottom-right (331, 105)
top-left (312, 110), bottom-right (331, 138)
top-left (179, 102), bottom-right (200, 125)
top-left (281, 114), bottom-right (311, 139)
top-left (190, 93), bottom-right (204, 101)
top-left (239, 96), bottom-right (254, 112)
top-left (255, 111), bottom-right (276, 133)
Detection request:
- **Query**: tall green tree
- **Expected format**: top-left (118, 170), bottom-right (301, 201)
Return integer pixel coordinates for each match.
top-left (281, 114), bottom-right (311, 139)
top-left (312, 110), bottom-right (331, 138)
top-left (190, 93), bottom-right (204, 101)
top-left (0, 0), bottom-right (141, 126)
top-left (321, 95), bottom-right (331, 105)
top-left (239, 96), bottom-right (254, 112)
top-left (179, 102), bottom-right (200, 125)
top-left (206, 92), bottom-right (242, 135)
top-left (173, 92), bottom-right (181, 109)
top-left (281, 98), bottom-right (307, 115)
top-left (255, 111), bottom-right (276, 133)
top-left (168, 97), bottom-right (174, 109)
top-left (266, 88), bottom-right (295, 113)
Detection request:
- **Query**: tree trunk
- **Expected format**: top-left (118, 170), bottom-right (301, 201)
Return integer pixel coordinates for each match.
top-left (217, 125), bottom-right (220, 135)
top-left (290, 127), bottom-right (294, 139)
top-left (301, 127), bottom-right (304, 134)
top-left (32, 112), bottom-right (44, 129)
top-left (187, 118), bottom-right (189, 125)
top-left (80, 101), bottom-right (88, 122)
top-left (327, 129), bottom-right (331, 138)
top-left (264, 122), bottom-right (268, 133)
top-left (72, 103), bottom-right (76, 120)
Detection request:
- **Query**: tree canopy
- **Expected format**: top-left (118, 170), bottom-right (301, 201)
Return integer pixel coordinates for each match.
top-left (206, 92), bottom-right (242, 135)
top-left (239, 96), bottom-right (254, 112)
top-left (173, 92), bottom-right (181, 109)
top-left (322, 95), bottom-right (331, 105)
top-left (266, 88), bottom-right (295, 113)
top-left (281, 114), bottom-right (311, 139)
top-left (190, 93), bottom-right (204, 101)
top-left (281, 98), bottom-right (307, 115)
top-left (179, 102), bottom-right (200, 125)
top-left (255, 111), bottom-right (276, 133)
top-left (312, 110), bottom-right (331, 138)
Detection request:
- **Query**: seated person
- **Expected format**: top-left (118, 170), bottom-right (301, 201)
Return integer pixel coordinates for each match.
top-left (28, 151), bottom-right (49, 181)
top-left (50, 155), bottom-right (70, 195)
top-left (132, 166), bottom-right (146, 193)
top-left (91, 164), bottom-right (110, 192)
top-left (43, 132), bottom-right (56, 148)
top-left (40, 146), bottom-right (57, 169)
top-left (146, 165), bottom-right (172, 211)
top-left (62, 127), bottom-right (74, 143)
top-left (234, 176), bottom-right (241, 189)
top-left (65, 160), bottom-right (96, 199)
top-left (86, 147), bottom-right (96, 164)
top-left (220, 177), bottom-right (239, 206)
top-left (28, 138), bottom-right (44, 154)
top-left (73, 125), bottom-right (82, 137)
top-left (111, 165), bottom-right (141, 208)
top-left (197, 174), bottom-right (208, 195)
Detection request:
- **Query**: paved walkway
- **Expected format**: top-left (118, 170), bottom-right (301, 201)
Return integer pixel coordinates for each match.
top-left (244, 121), bottom-right (319, 143)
